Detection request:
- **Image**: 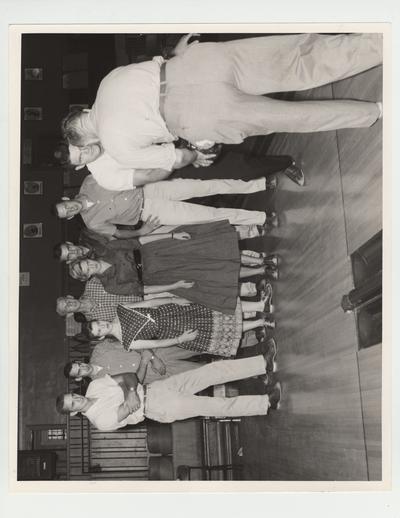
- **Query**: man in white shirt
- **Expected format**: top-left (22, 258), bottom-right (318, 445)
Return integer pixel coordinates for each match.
top-left (65, 142), bottom-right (305, 191)
top-left (56, 354), bottom-right (281, 431)
top-left (61, 33), bottom-right (382, 171)
top-left (67, 143), bottom-right (173, 191)
top-left (61, 59), bottom-right (213, 172)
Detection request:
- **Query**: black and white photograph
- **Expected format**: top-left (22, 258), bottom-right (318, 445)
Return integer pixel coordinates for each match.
top-left (12, 27), bottom-right (388, 488)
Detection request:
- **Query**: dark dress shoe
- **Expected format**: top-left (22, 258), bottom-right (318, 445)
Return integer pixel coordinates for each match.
top-left (265, 210), bottom-right (279, 228)
top-left (258, 211), bottom-right (279, 235)
top-left (263, 337), bottom-right (277, 373)
top-left (267, 382), bottom-right (282, 410)
top-left (255, 326), bottom-right (267, 342)
top-left (265, 267), bottom-right (279, 281)
top-left (284, 162), bottom-right (305, 187)
top-left (263, 371), bottom-right (276, 389)
top-left (265, 176), bottom-right (277, 190)
top-left (263, 254), bottom-right (279, 267)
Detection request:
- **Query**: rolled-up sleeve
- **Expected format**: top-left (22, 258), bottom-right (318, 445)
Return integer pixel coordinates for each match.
top-left (94, 59), bottom-right (178, 171)
top-left (93, 168), bottom-right (136, 191)
top-left (107, 140), bottom-right (177, 171)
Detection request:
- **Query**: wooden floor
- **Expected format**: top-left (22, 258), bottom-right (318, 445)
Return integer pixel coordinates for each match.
top-left (238, 66), bottom-right (383, 480)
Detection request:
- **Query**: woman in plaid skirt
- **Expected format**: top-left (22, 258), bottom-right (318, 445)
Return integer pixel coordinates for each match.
top-left (83, 291), bottom-right (274, 358)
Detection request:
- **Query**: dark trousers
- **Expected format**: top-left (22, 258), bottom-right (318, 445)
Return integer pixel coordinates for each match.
top-left (171, 150), bottom-right (292, 209)
top-left (172, 151), bottom-right (292, 181)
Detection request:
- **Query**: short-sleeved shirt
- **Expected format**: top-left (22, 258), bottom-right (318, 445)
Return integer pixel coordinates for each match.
top-left (90, 339), bottom-right (141, 378)
top-left (95, 244), bottom-right (144, 297)
top-left (77, 174), bottom-right (144, 237)
top-left (88, 59), bottom-right (177, 171)
top-left (80, 277), bottom-right (142, 321)
top-left (83, 374), bottom-right (145, 431)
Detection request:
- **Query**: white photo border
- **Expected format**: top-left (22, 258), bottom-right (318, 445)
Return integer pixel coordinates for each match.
top-left (6, 18), bottom-right (394, 505)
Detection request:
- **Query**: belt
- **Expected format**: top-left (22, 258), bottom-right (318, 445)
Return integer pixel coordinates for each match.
top-left (143, 385), bottom-right (148, 412)
top-left (133, 248), bottom-right (143, 280)
top-left (159, 61), bottom-right (167, 120)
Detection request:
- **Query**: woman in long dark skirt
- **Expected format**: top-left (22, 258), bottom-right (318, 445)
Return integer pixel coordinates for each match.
top-left (68, 220), bottom-right (276, 315)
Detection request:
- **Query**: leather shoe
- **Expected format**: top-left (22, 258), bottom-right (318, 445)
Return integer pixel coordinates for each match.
top-left (265, 176), bottom-right (277, 190)
top-left (258, 211), bottom-right (279, 235)
top-left (255, 326), bottom-right (267, 342)
top-left (263, 337), bottom-right (277, 373)
top-left (265, 210), bottom-right (279, 228)
top-left (284, 162), bottom-right (305, 187)
top-left (263, 254), bottom-right (279, 267)
top-left (266, 382), bottom-right (282, 410)
top-left (265, 267), bottom-right (279, 281)
top-left (260, 282), bottom-right (273, 313)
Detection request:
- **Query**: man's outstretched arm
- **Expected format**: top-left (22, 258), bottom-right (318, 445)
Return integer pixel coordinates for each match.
top-left (132, 168), bottom-right (172, 186)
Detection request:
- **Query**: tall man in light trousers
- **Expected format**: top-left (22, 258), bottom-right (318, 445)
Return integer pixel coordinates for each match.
top-left (56, 355), bottom-right (281, 431)
top-left (61, 33), bottom-right (382, 171)
top-left (54, 174), bottom-right (271, 239)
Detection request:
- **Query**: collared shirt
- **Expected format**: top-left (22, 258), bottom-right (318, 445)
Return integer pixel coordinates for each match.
top-left (83, 375), bottom-right (145, 431)
top-left (94, 244), bottom-right (144, 297)
top-left (89, 339), bottom-right (141, 378)
top-left (89, 364), bottom-right (103, 377)
top-left (81, 277), bottom-right (142, 321)
top-left (77, 174), bottom-right (144, 237)
top-left (89, 58), bottom-right (177, 171)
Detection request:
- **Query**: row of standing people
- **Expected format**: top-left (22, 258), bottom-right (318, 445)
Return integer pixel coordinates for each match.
top-left (53, 167), bottom-right (286, 428)
top-left (54, 32), bottom-right (382, 429)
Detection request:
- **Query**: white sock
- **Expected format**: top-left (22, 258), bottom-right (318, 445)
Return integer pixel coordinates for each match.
top-left (376, 101), bottom-right (383, 119)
